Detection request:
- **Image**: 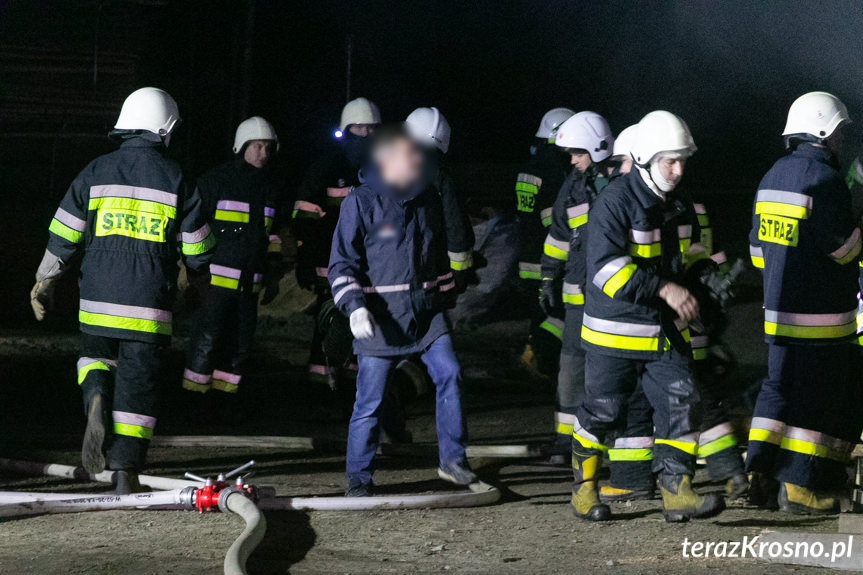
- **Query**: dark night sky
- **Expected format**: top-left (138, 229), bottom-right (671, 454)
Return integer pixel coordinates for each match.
top-left (3, 0), bottom-right (863, 192)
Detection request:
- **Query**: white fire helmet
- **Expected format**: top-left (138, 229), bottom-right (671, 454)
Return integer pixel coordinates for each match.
top-left (554, 111), bottom-right (614, 163)
top-left (340, 97), bottom-right (382, 131)
top-left (630, 110), bottom-right (696, 166)
top-left (612, 124), bottom-right (639, 159)
top-left (233, 116), bottom-right (279, 154)
top-left (782, 91), bottom-right (850, 140)
top-left (114, 87), bottom-right (181, 137)
top-left (535, 107), bottom-right (575, 140)
top-left (405, 107), bottom-right (451, 154)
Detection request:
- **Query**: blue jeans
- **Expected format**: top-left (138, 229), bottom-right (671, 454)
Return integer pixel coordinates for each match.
top-left (346, 334), bottom-right (467, 485)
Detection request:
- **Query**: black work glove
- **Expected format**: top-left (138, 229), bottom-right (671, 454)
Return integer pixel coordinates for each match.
top-left (538, 277), bottom-right (557, 316)
top-left (453, 267), bottom-right (479, 294)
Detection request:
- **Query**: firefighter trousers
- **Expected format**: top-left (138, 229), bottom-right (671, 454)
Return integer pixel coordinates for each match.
top-left (183, 286), bottom-right (258, 394)
top-left (746, 343), bottom-right (863, 490)
top-left (77, 334), bottom-right (161, 471)
top-left (574, 348), bottom-right (701, 478)
top-left (607, 354), bottom-right (745, 490)
top-left (555, 306), bottom-right (585, 438)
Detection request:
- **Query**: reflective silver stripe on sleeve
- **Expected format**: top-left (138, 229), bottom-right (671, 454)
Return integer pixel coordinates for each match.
top-left (629, 228), bottom-right (661, 244)
top-left (544, 235), bottom-right (570, 253)
top-left (592, 256), bottom-right (632, 289)
top-left (54, 207), bottom-right (87, 231)
top-left (334, 282), bottom-right (362, 304)
top-left (678, 224), bottom-right (692, 239)
top-left (332, 276), bottom-right (357, 288)
top-left (750, 244), bottom-right (763, 259)
top-left (566, 203), bottom-right (589, 219)
top-left (180, 223), bottom-right (211, 244)
top-left (562, 282), bottom-right (582, 295)
top-left (830, 227), bottom-right (861, 262)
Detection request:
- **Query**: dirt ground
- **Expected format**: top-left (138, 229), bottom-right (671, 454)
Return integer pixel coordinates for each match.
top-left (0, 279), bottom-right (859, 574)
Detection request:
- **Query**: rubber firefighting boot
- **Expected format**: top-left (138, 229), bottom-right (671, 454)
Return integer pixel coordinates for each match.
top-left (113, 470), bottom-right (146, 495)
top-left (81, 392), bottom-right (109, 475)
top-left (600, 485), bottom-right (655, 502)
top-left (748, 471), bottom-right (779, 509)
top-left (778, 482), bottom-right (840, 515)
top-left (725, 473), bottom-right (750, 500)
top-left (571, 444), bottom-right (611, 521)
top-left (659, 473), bottom-right (725, 523)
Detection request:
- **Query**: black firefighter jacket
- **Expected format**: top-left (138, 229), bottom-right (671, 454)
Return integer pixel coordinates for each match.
top-left (43, 137), bottom-right (215, 344)
top-left (196, 158), bottom-right (281, 294)
top-left (582, 169), bottom-right (699, 360)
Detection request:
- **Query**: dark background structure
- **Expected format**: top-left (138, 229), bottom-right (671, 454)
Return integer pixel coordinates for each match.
top-left (2, 0), bottom-right (863, 325)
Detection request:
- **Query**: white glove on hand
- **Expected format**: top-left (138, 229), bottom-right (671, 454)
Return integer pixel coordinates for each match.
top-left (30, 279), bottom-right (56, 321)
top-left (350, 307), bottom-right (376, 340)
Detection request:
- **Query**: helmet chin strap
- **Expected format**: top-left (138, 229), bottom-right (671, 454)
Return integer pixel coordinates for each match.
top-left (636, 155), bottom-right (679, 199)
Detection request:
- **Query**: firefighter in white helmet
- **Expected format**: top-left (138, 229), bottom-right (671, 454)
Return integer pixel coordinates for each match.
top-left (747, 92), bottom-right (863, 514)
top-left (571, 110), bottom-right (725, 522)
top-left (514, 107), bottom-right (575, 378)
top-left (405, 107), bottom-right (476, 291)
top-left (598, 119), bottom-right (749, 504)
top-left (293, 98), bottom-right (381, 388)
top-left (538, 112), bottom-right (614, 456)
top-left (181, 116), bottom-right (282, 410)
top-left (29, 87), bottom-right (215, 494)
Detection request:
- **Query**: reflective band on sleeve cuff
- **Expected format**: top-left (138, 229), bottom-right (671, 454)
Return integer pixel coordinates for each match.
top-left (543, 235), bottom-right (570, 261)
top-left (182, 232), bottom-right (215, 255)
top-left (49, 218), bottom-right (84, 243)
top-left (540, 317), bottom-right (564, 340)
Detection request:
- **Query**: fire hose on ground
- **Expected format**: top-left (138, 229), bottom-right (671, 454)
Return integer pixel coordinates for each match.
top-left (0, 461), bottom-right (264, 575)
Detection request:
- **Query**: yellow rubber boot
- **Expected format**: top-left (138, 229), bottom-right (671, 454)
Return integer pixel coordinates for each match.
top-left (571, 449), bottom-right (611, 521)
top-left (778, 482), bottom-right (839, 515)
top-left (659, 474), bottom-right (725, 522)
top-left (520, 344), bottom-right (538, 370)
top-left (600, 485), bottom-right (655, 502)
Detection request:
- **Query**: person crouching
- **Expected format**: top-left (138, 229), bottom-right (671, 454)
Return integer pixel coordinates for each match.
top-left (328, 124), bottom-right (475, 496)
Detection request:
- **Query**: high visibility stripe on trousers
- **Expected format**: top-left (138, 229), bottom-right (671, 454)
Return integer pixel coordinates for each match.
top-left (608, 436), bottom-right (653, 462)
top-left (749, 417), bottom-right (852, 462)
top-left (113, 410), bottom-right (156, 440)
top-left (212, 370), bottom-right (241, 393)
top-left (698, 422), bottom-right (737, 458)
top-left (77, 357), bottom-right (115, 385)
top-left (555, 412), bottom-right (575, 436)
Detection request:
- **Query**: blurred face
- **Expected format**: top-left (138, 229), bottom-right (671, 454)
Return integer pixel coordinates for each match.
top-left (826, 123), bottom-right (848, 156)
top-left (617, 156), bottom-right (633, 174)
top-left (569, 149), bottom-right (593, 173)
top-left (349, 124), bottom-right (377, 137)
top-left (376, 136), bottom-right (423, 191)
top-left (655, 155), bottom-right (686, 187)
top-left (243, 140), bottom-right (274, 168)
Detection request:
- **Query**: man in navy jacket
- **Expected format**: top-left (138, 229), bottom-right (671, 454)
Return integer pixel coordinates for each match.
top-left (329, 125), bottom-right (475, 496)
